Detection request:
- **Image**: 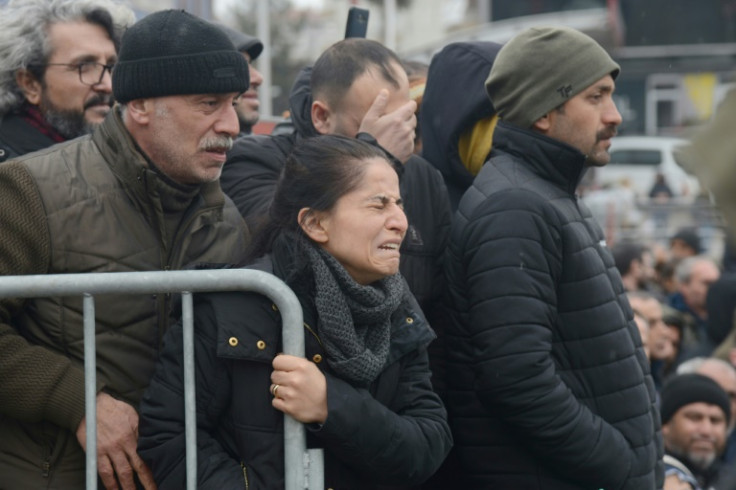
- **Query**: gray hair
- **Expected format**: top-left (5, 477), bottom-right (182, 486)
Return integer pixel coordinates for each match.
top-left (676, 356), bottom-right (707, 375)
top-left (677, 356), bottom-right (736, 376)
top-left (0, 0), bottom-right (135, 117)
top-left (674, 255), bottom-right (718, 285)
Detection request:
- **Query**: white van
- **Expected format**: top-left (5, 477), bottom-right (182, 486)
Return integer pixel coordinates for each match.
top-left (592, 136), bottom-right (701, 200)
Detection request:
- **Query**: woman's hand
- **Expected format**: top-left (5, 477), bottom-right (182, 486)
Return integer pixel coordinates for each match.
top-left (270, 354), bottom-right (328, 424)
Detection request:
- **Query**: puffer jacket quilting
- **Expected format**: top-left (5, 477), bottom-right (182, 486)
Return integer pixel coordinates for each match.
top-left (443, 121), bottom-right (664, 489)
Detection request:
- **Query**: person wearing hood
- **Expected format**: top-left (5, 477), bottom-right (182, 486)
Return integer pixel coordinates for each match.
top-left (419, 41), bottom-right (502, 210)
top-left (221, 38), bottom-right (451, 320)
top-left (442, 26), bottom-right (663, 488)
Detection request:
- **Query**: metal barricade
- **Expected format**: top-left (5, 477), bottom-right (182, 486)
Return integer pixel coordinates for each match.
top-left (0, 269), bottom-right (324, 490)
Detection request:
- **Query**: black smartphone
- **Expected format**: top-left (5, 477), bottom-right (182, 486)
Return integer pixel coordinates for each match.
top-left (345, 7), bottom-right (369, 39)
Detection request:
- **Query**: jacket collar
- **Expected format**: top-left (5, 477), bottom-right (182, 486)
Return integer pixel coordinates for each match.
top-left (0, 111), bottom-right (58, 160)
top-left (493, 120), bottom-right (589, 196)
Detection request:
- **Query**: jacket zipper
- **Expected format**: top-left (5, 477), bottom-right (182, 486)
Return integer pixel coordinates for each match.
top-left (42, 432), bottom-right (53, 478)
top-left (240, 461), bottom-right (249, 489)
top-left (303, 321), bottom-right (322, 347)
top-left (157, 200), bottom-right (209, 346)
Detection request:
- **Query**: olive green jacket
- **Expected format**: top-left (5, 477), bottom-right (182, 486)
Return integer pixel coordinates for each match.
top-left (0, 108), bottom-right (249, 488)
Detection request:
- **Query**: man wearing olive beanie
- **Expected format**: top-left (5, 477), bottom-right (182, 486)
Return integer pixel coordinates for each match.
top-left (443, 26), bottom-right (664, 489)
top-left (0, 9), bottom-right (250, 489)
top-left (661, 373), bottom-right (730, 489)
top-left (485, 25), bottom-right (620, 130)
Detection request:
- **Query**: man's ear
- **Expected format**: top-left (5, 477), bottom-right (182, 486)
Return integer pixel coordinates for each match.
top-left (15, 69), bottom-right (43, 106)
top-left (311, 100), bottom-right (332, 135)
top-left (298, 207), bottom-right (329, 243)
top-left (532, 112), bottom-right (552, 132)
top-left (124, 99), bottom-right (153, 126)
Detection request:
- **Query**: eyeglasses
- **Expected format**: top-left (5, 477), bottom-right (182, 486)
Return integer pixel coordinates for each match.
top-left (43, 61), bottom-right (115, 86)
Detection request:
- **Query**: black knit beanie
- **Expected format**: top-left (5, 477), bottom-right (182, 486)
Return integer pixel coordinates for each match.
top-left (113, 9), bottom-right (249, 103)
top-left (485, 26), bottom-right (619, 129)
top-left (660, 373), bottom-right (731, 425)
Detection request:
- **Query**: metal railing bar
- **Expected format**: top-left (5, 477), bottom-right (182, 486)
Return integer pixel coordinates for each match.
top-left (83, 294), bottom-right (97, 490)
top-left (181, 292), bottom-right (196, 490)
top-left (0, 269), bottom-right (321, 490)
top-left (0, 269), bottom-right (298, 300)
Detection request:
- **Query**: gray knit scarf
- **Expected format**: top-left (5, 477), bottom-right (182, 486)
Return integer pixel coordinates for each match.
top-left (305, 244), bottom-right (405, 386)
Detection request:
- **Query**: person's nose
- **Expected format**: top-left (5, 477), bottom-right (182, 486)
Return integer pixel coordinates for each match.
top-left (387, 204), bottom-right (408, 236)
top-left (604, 97), bottom-right (622, 127)
top-left (249, 64), bottom-right (263, 89)
top-left (215, 104), bottom-right (240, 137)
top-left (94, 68), bottom-right (113, 93)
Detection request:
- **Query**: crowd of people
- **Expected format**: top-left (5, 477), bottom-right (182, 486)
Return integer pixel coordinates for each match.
top-left (1, 1), bottom-right (735, 490)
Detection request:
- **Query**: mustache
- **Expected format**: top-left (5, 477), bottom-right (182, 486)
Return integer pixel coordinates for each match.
top-left (83, 94), bottom-right (113, 110)
top-left (691, 435), bottom-right (718, 445)
top-left (597, 127), bottom-right (618, 141)
top-left (199, 136), bottom-right (233, 152)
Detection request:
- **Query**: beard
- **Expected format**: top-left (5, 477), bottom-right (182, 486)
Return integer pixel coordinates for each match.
top-left (39, 92), bottom-right (112, 139)
top-left (668, 443), bottom-right (718, 473)
top-left (584, 126), bottom-right (618, 167)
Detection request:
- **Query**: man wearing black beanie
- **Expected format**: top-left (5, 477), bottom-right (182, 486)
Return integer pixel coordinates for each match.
top-left (0, 9), bottom-right (249, 489)
top-left (661, 373), bottom-right (730, 489)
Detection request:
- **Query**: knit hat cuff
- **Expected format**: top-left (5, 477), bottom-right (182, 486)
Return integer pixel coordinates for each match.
top-left (113, 50), bottom-right (249, 103)
top-left (660, 373), bottom-right (731, 425)
top-left (485, 26), bottom-right (620, 129)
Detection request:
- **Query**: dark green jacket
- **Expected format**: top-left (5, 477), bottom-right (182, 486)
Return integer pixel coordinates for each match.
top-left (0, 108), bottom-right (249, 488)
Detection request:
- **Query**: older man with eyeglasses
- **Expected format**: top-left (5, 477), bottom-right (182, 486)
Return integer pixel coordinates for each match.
top-left (0, 0), bottom-right (134, 162)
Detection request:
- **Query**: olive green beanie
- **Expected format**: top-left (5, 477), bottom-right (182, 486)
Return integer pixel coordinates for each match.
top-left (485, 26), bottom-right (620, 129)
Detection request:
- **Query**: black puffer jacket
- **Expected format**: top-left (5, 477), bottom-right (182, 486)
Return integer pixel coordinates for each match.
top-left (420, 41), bottom-right (501, 210)
top-left (221, 67), bottom-right (451, 314)
top-left (137, 254), bottom-right (452, 489)
top-left (443, 122), bottom-right (664, 489)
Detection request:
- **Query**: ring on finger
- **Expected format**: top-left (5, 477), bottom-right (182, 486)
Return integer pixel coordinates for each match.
top-left (271, 384), bottom-right (280, 397)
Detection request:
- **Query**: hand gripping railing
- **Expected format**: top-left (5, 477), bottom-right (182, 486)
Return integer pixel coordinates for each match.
top-left (0, 269), bottom-right (324, 490)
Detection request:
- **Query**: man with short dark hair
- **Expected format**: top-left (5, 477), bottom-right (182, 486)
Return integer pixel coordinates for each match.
top-left (660, 373), bottom-right (730, 489)
top-left (0, 10), bottom-right (249, 489)
top-left (0, 0), bottom-right (135, 161)
top-left (221, 38), bottom-right (451, 317)
top-left (614, 241), bottom-right (656, 292)
top-left (443, 26), bottom-right (662, 488)
top-left (219, 24), bottom-right (263, 136)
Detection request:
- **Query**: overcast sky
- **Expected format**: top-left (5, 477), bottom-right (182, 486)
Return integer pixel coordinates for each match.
top-left (215, 0), bottom-right (325, 18)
